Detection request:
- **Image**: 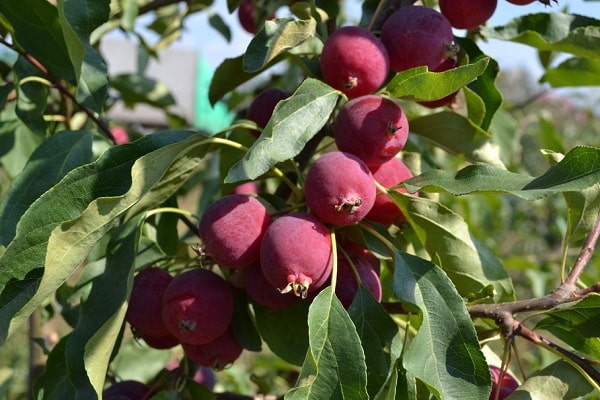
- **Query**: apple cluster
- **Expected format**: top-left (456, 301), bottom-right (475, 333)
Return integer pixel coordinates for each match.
top-left (113, 1), bottom-right (542, 394)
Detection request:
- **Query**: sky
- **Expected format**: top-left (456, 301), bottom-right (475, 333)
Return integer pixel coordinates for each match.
top-left (178, 0), bottom-right (600, 80)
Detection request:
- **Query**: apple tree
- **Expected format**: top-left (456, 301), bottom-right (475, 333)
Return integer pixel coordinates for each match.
top-left (0, 0), bottom-right (600, 399)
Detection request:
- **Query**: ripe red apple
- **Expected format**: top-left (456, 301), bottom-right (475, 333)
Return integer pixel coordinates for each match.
top-left (320, 26), bottom-right (390, 98)
top-left (334, 95), bottom-right (409, 168)
top-left (304, 151), bottom-right (376, 226)
top-left (439, 0), bottom-right (498, 31)
top-left (381, 6), bottom-right (455, 72)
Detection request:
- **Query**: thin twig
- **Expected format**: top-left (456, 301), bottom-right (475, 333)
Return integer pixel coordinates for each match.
top-left (0, 36), bottom-right (115, 143)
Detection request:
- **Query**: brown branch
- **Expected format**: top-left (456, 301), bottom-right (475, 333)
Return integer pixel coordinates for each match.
top-left (510, 318), bottom-right (600, 384)
top-left (565, 210), bottom-right (600, 286)
top-left (0, 36), bottom-right (115, 144)
top-left (469, 211), bottom-right (600, 319)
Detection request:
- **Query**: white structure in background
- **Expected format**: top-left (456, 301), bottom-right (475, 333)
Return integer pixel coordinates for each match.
top-left (100, 37), bottom-right (234, 133)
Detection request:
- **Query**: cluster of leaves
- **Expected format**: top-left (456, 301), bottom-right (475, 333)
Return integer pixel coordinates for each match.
top-left (0, 0), bottom-right (600, 399)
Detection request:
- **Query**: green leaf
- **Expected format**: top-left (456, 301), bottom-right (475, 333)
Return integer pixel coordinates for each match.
top-left (0, 82), bottom-right (14, 111)
top-left (535, 294), bottom-right (600, 360)
top-left (225, 78), bottom-right (339, 183)
top-left (208, 12), bottom-right (231, 42)
top-left (65, 216), bottom-right (141, 399)
top-left (243, 17), bottom-right (317, 73)
top-left (209, 55), bottom-right (266, 105)
top-left (286, 287), bottom-right (369, 400)
top-left (507, 360), bottom-right (593, 400)
top-left (0, 130), bottom-right (93, 246)
top-left (393, 252), bottom-right (491, 400)
top-left (14, 57), bottom-right (48, 135)
top-left (541, 57), bottom-right (600, 87)
top-left (253, 300), bottom-right (310, 366)
top-left (33, 337), bottom-right (77, 399)
top-left (348, 286), bottom-right (403, 399)
top-left (117, 0), bottom-right (139, 31)
top-left (0, 0), bottom-right (76, 81)
top-left (390, 193), bottom-right (515, 302)
top-left (402, 146), bottom-right (600, 200)
top-left (385, 57), bottom-right (489, 102)
top-left (408, 111), bottom-right (505, 167)
top-left (57, 0), bottom-right (110, 113)
top-left (111, 74), bottom-right (176, 108)
top-left (454, 37), bottom-right (502, 131)
top-left (563, 183), bottom-right (600, 246)
top-left (481, 12), bottom-right (600, 60)
top-left (0, 130), bottom-right (206, 343)
top-left (231, 289), bottom-right (262, 352)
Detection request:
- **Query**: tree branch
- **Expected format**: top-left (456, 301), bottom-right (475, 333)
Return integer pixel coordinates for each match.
top-left (0, 36), bottom-right (115, 144)
top-left (565, 210), bottom-right (600, 286)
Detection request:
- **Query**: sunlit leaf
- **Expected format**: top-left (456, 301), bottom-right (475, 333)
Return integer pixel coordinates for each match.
top-left (243, 17), bottom-right (317, 72)
top-left (402, 146), bottom-right (600, 200)
top-left (542, 57), bottom-right (600, 87)
top-left (385, 57), bottom-right (489, 102)
top-left (482, 13), bottom-right (600, 60)
top-left (393, 252), bottom-right (491, 400)
top-left (225, 78), bottom-right (339, 183)
top-left (507, 360), bottom-right (593, 400)
top-left (65, 216), bottom-right (141, 398)
top-left (0, 130), bottom-right (207, 343)
top-left (535, 294), bottom-right (600, 360)
top-left (286, 287), bottom-right (369, 400)
top-left (390, 194), bottom-right (515, 302)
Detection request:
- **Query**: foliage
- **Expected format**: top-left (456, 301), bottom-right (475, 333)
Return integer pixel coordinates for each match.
top-left (0, 0), bottom-right (599, 399)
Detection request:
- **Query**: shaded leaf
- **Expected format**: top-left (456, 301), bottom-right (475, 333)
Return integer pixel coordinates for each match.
top-left (535, 294), bottom-right (600, 360)
top-left (225, 78), bottom-right (339, 183)
top-left (390, 193), bottom-right (515, 302)
top-left (0, 130), bottom-right (93, 246)
top-left (402, 146), bottom-right (600, 200)
top-left (243, 17), bottom-right (317, 73)
top-left (208, 12), bottom-right (232, 42)
top-left (253, 300), bottom-right (310, 366)
top-left (14, 57), bottom-right (48, 135)
top-left (542, 57), bottom-right (600, 87)
top-left (286, 287), bottom-right (369, 400)
top-left (58, 0), bottom-right (110, 112)
top-left (393, 252), bottom-right (491, 400)
top-left (385, 57), bottom-right (489, 102)
top-left (348, 286), bottom-right (403, 399)
top-left (33, 337), bottom-right (77, 399)
top-left (209, 55), bottom-right (280, 105)
top-left (455, 37), bottom-right (503, 131)
top-left (231, 289), bottom-right (262, 352)
top-left (481, 12), bottom-right (600, 60)
top-left (409, 111), bottom-right (505, 167)
top-left (0, 0), bottom-right (76, 81)
top-left (111, 74), bottom-right (176, 108)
